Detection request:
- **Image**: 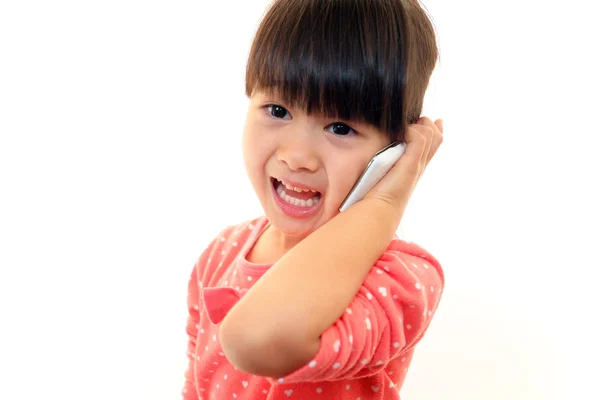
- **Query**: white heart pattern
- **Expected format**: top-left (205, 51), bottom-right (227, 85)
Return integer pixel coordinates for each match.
top-left (242, 381), bottom-right (248, 388)
top-left (333, 339), bottom-right (340, 353)
top-left (372, 386), bottom-right (379, 392)
top-left (378, 287), bottom-right (387, 297)
top-left (284, 389), bottom-right (294, 397)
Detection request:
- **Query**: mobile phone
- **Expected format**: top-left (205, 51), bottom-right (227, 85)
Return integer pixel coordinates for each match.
top-left (339, 141), bottom-right (406, 212)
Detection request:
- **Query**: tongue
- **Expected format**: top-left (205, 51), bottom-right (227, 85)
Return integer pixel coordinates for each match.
top-left (281, 184), bottom-right (319, 200)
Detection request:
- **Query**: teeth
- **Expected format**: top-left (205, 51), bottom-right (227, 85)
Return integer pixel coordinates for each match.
top-left (276, 181), bottom-right (320, 208)
top-left (283, 182), bottom-right (317, 193)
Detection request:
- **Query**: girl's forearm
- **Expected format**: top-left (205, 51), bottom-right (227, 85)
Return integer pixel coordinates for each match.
top-left (219, 199), bottom-right (399, 375)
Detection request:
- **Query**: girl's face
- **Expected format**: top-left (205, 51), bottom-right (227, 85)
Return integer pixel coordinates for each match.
top-left (242, 89), bottom-right (390, 250)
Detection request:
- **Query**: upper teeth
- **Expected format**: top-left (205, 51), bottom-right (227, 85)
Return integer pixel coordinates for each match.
top-left (283, 182), bottom-right (317, 193)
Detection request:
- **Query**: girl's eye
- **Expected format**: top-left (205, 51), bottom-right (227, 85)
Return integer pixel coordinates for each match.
top-left (327, 122), bottom-right (356, 136)
top-left (265, 104), bottom-right (356, 136)
top-left (266, 105), bottom-right (291, 120)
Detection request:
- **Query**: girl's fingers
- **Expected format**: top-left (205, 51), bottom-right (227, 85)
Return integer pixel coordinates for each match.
top-left (362, 116), bottom-right (442, 211)
top-left (412, 121), bottom-right (433, 178)
top-left (401, 124), bottom-right (428, 177)
top-left (434, 119), bottom-right (443, 134)
top-left (416, 117), bottom-right (443, 166)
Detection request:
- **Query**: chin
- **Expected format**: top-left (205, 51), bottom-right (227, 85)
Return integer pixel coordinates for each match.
top-left (271, 218), bottom-right (318, 238)
top-left (263, 199), bottom-right (334, 244)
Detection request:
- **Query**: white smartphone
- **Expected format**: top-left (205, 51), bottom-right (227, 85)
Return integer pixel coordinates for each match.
top-left (339, 141), bottom-right (406, 212)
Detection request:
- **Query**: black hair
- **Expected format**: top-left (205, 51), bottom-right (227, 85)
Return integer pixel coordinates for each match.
top-left (246, 0), bottom-right (439, 142)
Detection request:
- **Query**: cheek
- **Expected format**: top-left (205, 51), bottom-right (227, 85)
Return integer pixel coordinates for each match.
top-left (330, 139), bottom-right (389, 199)
top-left (242, 122), bottom-right (260, 160)
top-left (328, 161), bottom-right (366, 200)
top-left (242, 125), bottom-right (270, 181)
top-left (241, 130), bottom-right (254, 168)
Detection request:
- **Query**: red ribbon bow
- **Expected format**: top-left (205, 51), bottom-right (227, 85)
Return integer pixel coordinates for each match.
top-left (202, 287), bottom-right (249, 324)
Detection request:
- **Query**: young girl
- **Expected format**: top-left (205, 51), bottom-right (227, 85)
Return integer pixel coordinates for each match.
top-left (182, 0), bottom-right (444, 399)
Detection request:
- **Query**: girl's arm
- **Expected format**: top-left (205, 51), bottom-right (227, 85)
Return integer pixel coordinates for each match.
top-left (220, 198), bottom-right (398, 377)
top-left (219, 118), bottom-right (444, 378)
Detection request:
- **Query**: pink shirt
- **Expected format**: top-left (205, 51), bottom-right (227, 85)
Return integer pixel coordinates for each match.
top-left (182, 216), bottom-right (444, 400)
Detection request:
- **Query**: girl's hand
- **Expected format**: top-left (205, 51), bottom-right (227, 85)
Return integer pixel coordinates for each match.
top-left (363, 117), bottom-right (444, 224)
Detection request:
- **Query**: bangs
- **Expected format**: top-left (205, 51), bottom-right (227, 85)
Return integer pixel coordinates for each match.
top-left (246, 0), bottom-right (410, 141)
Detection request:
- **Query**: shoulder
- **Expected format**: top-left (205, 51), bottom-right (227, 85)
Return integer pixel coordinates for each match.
top-left (202, 216), bottom-right (265, 249)
top-left (213, 215), bottom-right (266, 246)
top-left (381, 238), bottom-right (445, 285)
top-left (193, 215), bottom-right (266, 268)
top-left (190, 216), bottom-right (266, 286)
top-left (362, 237), bottom-right (445, 324)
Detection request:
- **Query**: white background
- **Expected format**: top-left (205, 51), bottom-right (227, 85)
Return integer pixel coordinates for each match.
top-left (1, 1), bottom-right (598, 399)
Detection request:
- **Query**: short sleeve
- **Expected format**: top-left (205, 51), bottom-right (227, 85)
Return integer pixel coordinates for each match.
top-left (275, 239), bottom-right (444, 383)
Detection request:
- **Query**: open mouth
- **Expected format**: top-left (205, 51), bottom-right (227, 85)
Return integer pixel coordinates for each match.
top-left (271, 177), bottom-right (322, 208)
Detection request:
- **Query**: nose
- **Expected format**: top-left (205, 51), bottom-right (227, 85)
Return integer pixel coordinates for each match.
top-left (276, 129), bottom-right (320, 173)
